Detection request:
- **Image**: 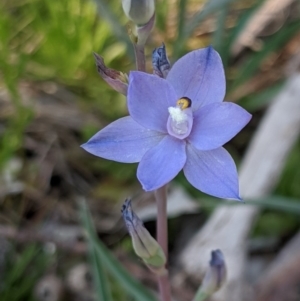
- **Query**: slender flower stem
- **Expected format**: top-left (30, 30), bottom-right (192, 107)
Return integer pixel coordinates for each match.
top-left (158, 273), bottom-right (171, 301)
top-left (132, 13), bottom-right (155, 71)
top-left (155, 185), bottom-right (171, 301)
top-left (155, 186), bottom-right (168, 255)
top-left (134, 44), bottom-right (146, 71)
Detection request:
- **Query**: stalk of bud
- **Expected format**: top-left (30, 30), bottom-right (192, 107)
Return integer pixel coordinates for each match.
top-left (93, 53), bottom-right (128, 95)
top-left (122, 0), bottom-right (155, 26)
top-left (121, 199), bottom-right (166, 274)
top-left (193, 250), bottom-right (227, 301)
top-left (135, 13), bottom-right (155, 46)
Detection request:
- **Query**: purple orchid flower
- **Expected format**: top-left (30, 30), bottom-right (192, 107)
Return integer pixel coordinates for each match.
top-left (82, 46), bottom-right (251, 200)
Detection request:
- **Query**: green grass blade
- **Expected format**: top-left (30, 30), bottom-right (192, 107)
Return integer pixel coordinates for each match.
top-left (90, 241), bottom-right (113, 301)
top-left (229, 21), bottom-right (300, 91)
top-left (155, 0), bottom-right (169, 31)
top-left (4, 245), bottom-right (37, 286)
top-left (92, 0), bottom-right (132, 54)
top-left (221, 0), bottom-right (267, 68)
top-left (80, 201), bottom-right (157, 301)
top-left (81, 201), bottom-right (112, 301)
top-left (173, 0), bottom-right (188, 58)
top-left (173, 0), bottom-right (238, 58)
top-left (212, 6), bottom-right (228, 54)
top-left (197, 195), bottom-right (300, 214)
top-left (1, 245), bottom-right (48, 301)
top-left (239, 80), bottom-right (285, 112)
top-left (247, 196), bottom-right (300, 214)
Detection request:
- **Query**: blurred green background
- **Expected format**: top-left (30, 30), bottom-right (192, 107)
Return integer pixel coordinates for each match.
top-left (0, 0), bottom-right (300, 300)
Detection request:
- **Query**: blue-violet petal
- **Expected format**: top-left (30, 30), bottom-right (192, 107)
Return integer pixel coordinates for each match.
top-left (183, 145), bottom-right (241, 200)
top-left (166, 46), bottom-right (225, 111)
top-left (188, 102), bottom-right (252, 151)
top-left (81, 116), bottom-right (165, 163)
top-left (128, 71), bottom-right (177, 133)
top-left (137, 135), bottom-right (187, 191)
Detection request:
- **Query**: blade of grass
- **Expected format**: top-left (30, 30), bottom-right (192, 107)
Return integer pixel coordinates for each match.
top-left (4, 245), bottom-right (37, 286)
top-left (239, 80), bottom-right (285, 112)
top-left (92, 0), bottom-right (132, 57)
top-left (229, 21), bottom-right (300, 91)
top-left (221, 0), bottom-right (267, 68)
top-left (173, 0), bottom-right (238, 58)
top-left (173, 0), bottom-right (188, 59)
top-left (247, 196), bottom-right (300, 214)
top-left (186, 0), bottom-right (237, 34)
top-left (80, 201), bottom-right (157, 301)
top-left (90, 242), bottom-right (113, 301)
top-left (155, 0), bottom-right (169, 31)
top-left (212, 6), bottom-right (228, 55)
top-left (1, 245), bottom-right (48, 301)
top-left (84, 206), bottom-right (112, 301)
top-left (197, 195), bottom-right (300, 214)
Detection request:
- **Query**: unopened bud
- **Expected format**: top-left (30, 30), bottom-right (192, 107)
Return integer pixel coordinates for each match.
top-left (193, 250), bottom-right (227, 301)
top-left (121, 199), bottom-right (166, 274)
top-left (122, 0), bottom-right (155, 26)
top-left (93, 53), bottom-right (128, 95)
top-left (152, 43), bottom-right (171, 78)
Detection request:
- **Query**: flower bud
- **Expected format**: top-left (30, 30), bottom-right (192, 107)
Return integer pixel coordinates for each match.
top-left (93, 53), bottom-right (128, 95)
top-left (152, 43), bottom-right (171, 78)
top-left (193, 250), bottom-right (227, 301)
top-left (121, 199), bottom-right (166, 274)
top-left (122, 0), bottom-right (155, 26)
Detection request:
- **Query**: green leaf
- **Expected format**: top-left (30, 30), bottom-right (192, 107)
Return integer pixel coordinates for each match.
top-left (80, 201), bottom-right (157, 301)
